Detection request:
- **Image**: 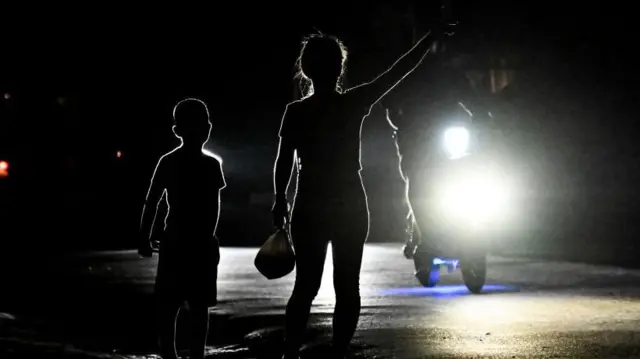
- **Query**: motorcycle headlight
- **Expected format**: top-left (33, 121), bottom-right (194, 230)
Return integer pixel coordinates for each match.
top-left (443, 126), bottom-right (469, 159)
top-left (437, 169), bottom-right (511, 226)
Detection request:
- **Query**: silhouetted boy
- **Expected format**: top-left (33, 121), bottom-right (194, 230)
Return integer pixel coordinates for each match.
top-left (138, 98), bottom-right (226, 359)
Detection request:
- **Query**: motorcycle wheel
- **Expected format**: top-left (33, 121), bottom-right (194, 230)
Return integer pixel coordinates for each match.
top-left (461, 254), bottom-right (487, 294)
top-left (413, 252), bottom-right (440, 288)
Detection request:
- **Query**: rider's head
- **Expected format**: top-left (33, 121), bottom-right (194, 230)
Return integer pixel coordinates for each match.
top-left (296, 33), bottom-right (348, 97)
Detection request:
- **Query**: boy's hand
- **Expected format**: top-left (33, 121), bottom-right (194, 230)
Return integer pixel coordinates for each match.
top-left (138, 234), bottom-right (153, 258)
top-left (138, 243), bottom-right (153, 258)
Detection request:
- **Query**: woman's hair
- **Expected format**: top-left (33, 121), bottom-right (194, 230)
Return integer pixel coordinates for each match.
top-left (295, 32), bottom-right (348, 98)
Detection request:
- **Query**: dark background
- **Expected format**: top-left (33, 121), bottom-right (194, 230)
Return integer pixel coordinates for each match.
top-left (1, 1), bottom-right (639, 260)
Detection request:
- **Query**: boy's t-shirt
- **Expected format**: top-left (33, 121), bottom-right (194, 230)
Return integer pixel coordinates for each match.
top-left (154, 148), bottom-right (226, 242)
top-left (153, 148), bottom-right (225, 305)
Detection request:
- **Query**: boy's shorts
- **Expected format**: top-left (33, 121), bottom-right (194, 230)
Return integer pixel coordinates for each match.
top-left (154, 235), bottom-right (220, 308)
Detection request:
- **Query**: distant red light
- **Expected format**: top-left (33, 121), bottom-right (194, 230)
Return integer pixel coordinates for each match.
top-left (0, 160), bottom-right (8, 178)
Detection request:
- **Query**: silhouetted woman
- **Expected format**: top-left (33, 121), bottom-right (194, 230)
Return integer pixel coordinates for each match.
top-left (272, 31), bottom-right (437, 359)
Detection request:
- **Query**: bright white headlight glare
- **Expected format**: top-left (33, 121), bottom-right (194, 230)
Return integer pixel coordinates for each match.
top-left (443, 126), bottom-right (469, 159)
top-left (438, 170), bottom-right (511, 226)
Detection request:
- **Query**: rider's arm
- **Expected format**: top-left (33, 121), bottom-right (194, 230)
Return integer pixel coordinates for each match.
top-left (345, 31), bottom-right (436, 108)
top-left (385, 107), bottom-right (399, 132)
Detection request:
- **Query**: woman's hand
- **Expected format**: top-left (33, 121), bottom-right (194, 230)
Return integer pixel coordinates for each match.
top-left (272, 194), bottom-right (289, 230)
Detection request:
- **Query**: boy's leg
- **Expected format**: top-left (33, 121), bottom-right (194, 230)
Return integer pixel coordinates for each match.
top-left (188, 296), bottom-right (209, 359)
top-left (187, 265), bottom-right (216, 359)
top-left (157, 293), bottom-right (181, 359)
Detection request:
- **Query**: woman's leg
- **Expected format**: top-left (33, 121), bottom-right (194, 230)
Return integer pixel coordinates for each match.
top-left (327, 192), bottom-right (369, 358)
top-left (331, 226), bottom-right (367, 357)
top-left (283, 218), bottom-right (329, 358)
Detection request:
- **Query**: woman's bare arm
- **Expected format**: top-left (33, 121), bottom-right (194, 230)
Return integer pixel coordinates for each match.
top-left (346, 31), bottom-right (436, 108)
top-left (273, 137), bottom-right (296, 197)
top-left (273, 104), bottom-right (297, 197)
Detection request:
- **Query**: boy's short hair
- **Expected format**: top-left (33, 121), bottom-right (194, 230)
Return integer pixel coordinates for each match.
top-left (173, 98), bottom-right (210, 125)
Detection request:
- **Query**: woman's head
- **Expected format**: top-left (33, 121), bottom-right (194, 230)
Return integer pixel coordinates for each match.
top-left (296, 33), bottom-right (348, 97)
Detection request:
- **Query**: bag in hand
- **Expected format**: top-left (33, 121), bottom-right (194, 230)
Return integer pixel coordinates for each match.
top-left (254, 229), bottom-right (295, 280)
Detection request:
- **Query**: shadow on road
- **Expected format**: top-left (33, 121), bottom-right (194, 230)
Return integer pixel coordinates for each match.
top-left (2, 246), bottom-right (640, 358)
top-left (0, 268), bottom-right (372, 358)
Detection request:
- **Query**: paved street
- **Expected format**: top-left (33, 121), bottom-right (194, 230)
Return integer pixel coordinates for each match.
top-left (1, 244), bottom-right (640, 358)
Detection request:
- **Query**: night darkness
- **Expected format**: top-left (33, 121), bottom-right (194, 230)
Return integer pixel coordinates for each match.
top-left (3, 2), bottom-right (640, 359)
top-left (1, 1), bottom-right (639, 254)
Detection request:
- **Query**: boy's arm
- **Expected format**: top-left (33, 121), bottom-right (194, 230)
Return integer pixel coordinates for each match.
top-left (217, 160), bottom-right (227, 191)
top-left (212, 159), bottom-right (225, 236)
top-left (139, 157), bottom-right (167, 246)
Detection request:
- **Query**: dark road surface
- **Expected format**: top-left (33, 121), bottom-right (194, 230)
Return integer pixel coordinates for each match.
top-left (1, 244), bottom-right (640, 358)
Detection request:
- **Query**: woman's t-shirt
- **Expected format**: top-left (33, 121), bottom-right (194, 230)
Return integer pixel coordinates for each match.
top-left (279, 91), bottom-right (371, 198)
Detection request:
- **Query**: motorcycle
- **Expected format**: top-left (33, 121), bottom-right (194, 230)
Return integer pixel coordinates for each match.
top-left (402, 108), bottom-right (512, 294)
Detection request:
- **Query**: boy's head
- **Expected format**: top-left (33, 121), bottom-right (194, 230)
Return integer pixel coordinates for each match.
top-left (172, 98), bottom-right (212, 146)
